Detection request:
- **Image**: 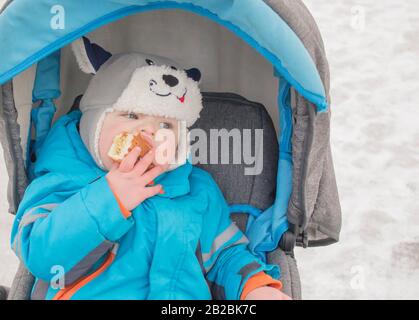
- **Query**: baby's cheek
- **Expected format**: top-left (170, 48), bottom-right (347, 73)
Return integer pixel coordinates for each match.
top-left (154, 139), bottom-right (178, 165)
top-left (98, 139), bottom-right (112, 170)
top-left (98, 126), bottom-right (120, 170)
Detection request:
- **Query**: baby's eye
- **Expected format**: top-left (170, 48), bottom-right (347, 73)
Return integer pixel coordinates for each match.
top-left (124, 112), bottom-right (139, 120)
top-left (160, 122), bottom-right (172, 129)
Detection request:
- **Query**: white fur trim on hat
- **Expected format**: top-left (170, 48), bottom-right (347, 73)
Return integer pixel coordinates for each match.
top-left (93, 107), bottom-right (114, 169)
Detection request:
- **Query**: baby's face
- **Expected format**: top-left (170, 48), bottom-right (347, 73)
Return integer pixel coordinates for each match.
top-left (99, 111), bottom-right (179, 171)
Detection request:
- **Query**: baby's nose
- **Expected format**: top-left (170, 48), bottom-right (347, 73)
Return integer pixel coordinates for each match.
top-left (138, 124), bottom-right (155, 138)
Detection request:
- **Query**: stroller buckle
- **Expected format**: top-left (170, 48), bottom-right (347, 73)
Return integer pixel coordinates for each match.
top-left (300, 230), bottom-right (309, 248)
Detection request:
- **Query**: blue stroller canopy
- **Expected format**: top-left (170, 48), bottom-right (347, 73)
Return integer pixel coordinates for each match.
top-left (0, 0), bottom-right (334, 261)
top-left (0, 0), bottom-right (327, 111)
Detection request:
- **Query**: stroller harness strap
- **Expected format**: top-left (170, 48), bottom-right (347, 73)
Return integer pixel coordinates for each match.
top-left (229, 76), bottom-right (293, 261)
top-left (26, 51), bottom-right (61, 181)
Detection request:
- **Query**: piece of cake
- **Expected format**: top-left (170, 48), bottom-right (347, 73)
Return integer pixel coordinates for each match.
top-left (108, 132), bottom-right (152, 163)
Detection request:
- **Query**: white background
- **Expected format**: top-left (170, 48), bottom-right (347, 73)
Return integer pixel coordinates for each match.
top-left (1, 0), bottom-right (418, 299)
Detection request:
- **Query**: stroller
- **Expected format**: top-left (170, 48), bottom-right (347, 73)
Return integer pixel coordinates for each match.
top-left (0, 0), bottom-right (341, 300)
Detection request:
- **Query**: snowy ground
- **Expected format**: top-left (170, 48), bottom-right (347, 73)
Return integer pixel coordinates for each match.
top-left (295, 0), bottom-right (419, 299)
top-left (1, 0), bottom-right (418, 299)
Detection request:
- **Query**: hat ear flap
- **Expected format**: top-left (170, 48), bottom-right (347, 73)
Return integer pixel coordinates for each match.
top-left (71, 36), bottom-right (112, 74)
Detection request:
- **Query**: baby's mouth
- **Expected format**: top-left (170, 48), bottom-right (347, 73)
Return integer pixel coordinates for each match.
top-left (135, 131), bottom-right (155, 147)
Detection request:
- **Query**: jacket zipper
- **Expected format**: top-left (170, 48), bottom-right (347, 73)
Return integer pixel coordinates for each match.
top-left (52, 244), bottom-right (119, 300)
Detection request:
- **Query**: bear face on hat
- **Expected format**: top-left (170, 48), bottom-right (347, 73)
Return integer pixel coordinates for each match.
top-left (111, 57), bottom-right (202, 128)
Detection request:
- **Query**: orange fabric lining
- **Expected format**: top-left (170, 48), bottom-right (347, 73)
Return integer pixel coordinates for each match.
top-left (107, 180), bottom-right (132, 219)
top-left (240, 271), bottom-right (283, 300)
top-left (52, 251), bottom-right (116, 300)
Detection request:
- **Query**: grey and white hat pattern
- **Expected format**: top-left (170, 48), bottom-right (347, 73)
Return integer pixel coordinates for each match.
top-left (71, 37), bottom-right (203, 171)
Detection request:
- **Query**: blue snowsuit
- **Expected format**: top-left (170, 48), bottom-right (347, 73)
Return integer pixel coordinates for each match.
top-left (11, 110), bottom-right (280, 300)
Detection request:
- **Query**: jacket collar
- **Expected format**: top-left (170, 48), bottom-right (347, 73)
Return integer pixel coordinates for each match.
top-left (153, 160), bottom-right (192, 198)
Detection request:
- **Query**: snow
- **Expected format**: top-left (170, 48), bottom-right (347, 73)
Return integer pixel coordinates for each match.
top-left (1, 0), bottom-right (418, 299)
top-left (295, 0), bottom-right (419, 299)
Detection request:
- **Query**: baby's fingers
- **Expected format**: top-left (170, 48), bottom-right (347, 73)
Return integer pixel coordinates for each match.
top-left (132, 148), bottom-right (156, 176)
top-left (110, 162), bottom-right (119, 171)
top-left (119, 147), bottom-right (142, 172)
top-left (142, 184), bottom-right (164, 200)
top-left (140, 163), bottom-right (169, 185)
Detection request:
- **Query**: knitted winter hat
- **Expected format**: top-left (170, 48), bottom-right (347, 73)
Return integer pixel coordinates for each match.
top-left (71, 37), bottom-right (203, 171)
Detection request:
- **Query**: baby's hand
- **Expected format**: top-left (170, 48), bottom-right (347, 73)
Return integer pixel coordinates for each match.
top-left (244, 286), bottom-right (292, 300)
top-left (105, 146), bottom-right (168, 211)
